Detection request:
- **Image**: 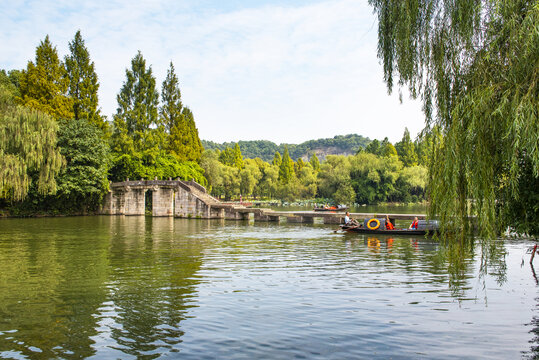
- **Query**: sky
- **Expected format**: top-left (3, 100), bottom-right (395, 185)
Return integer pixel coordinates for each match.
top-left (0, 0), bottom-right (426, 144)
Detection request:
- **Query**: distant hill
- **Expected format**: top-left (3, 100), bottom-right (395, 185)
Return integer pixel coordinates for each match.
top-left (201, 134), bottom-right (371, 162)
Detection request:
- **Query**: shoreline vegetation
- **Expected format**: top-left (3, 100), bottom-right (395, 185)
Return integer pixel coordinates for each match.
top-left (0, 32), bottom-right (431, 221)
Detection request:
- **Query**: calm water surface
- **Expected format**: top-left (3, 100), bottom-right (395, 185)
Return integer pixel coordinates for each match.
top-left (0, 216), bottom-right (537, 359)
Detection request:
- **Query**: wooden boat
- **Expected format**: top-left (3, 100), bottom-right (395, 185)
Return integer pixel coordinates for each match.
top-left (340, 225), bottom-right (436, 236)
top-left (314, 205), bottom-right (348, 212)
top-left (340, 218), bottom-right (439, 236)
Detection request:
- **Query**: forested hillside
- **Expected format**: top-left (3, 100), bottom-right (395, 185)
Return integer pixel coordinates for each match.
top-left (202, 134), bottom-right (370, 161)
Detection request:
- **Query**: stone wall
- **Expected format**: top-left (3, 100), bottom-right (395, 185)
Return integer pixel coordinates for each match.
top-left (152, 187), bottom-right (174, 217)
top-left (125, 187), bottom-right (145, 215)
top-left (174, 186), bottom-right (211, 218)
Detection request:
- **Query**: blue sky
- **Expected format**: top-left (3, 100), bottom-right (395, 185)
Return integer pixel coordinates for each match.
top-left (1, 0), bottom-right (425, 144)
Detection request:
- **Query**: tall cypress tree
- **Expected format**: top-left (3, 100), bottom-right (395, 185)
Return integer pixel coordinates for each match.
top-left (18, 35), bottom-right (73, 120)
top-left (184, 107), bottom-right (204, 162)
top-left (232, 143), bottom-right (244, 169)
top-left (272, 151), bottom-right (282, 167)
top-left (279, 146), bottom-right (294, 184)
top-left (160, 62), bottom-right (182, 134)
top-left (160, 62), bottom-right (203, 162)
top-left (65, 30), bottom-right (104, 130)
top-left (113, 51), bottom-right (159, 153)
top-left (396, 128), bottom-right (418, 167)
top-left (168, 106), bottom-right (203, 162)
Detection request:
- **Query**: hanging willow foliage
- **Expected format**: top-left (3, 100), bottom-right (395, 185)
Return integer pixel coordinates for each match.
top-left (0, 86), bottom-right (65, 201)
top-left (368, 0), bottom-right (539, 237)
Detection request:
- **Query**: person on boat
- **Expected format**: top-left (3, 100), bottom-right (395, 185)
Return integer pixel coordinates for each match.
top-left (409, 217), bottom-right (419, 229)
top-left (344, 212), bottom-right (351, 225)
top-left (385, 215), bottom-right (394, 230)
top-left (344, 212), bottom-right (359, 226)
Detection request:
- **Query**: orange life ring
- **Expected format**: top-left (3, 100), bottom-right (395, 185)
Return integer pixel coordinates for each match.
top-left (367, 218), bottom-right (380, 230)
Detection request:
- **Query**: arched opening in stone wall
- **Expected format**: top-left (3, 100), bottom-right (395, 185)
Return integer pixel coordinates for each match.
top-left (145, 189), bottom-right (153, 215)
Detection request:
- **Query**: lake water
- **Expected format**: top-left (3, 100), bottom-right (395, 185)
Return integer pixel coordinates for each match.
top-left (0, 216), bottom-right (537, 359)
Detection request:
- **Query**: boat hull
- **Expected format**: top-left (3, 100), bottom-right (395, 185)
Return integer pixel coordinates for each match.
top-left (340, 225), bottom-right (437, 236)
top-left (314, 207), bottom-right (348, 212)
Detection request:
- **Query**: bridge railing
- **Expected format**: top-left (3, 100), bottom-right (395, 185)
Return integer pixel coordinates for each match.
top-left (182, 180), bottom-right (207, 194)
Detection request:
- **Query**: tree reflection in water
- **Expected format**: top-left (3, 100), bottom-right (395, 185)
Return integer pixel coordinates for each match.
top-left (104, 216), bottom-right (205, 358)
top-left (0, 216), bottom-right (206, 359)
top-left (353, 234), bottom-right (509, 299)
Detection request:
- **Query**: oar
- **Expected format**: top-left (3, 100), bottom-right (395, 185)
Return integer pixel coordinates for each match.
top-left (334, 224), bottom-right (358, 233)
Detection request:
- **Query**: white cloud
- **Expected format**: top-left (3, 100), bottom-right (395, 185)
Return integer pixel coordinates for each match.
top-left (0, 0), bottom-right (426, 144)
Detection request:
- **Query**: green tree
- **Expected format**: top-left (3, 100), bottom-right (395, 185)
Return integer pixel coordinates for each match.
top-left (369, 0), bottom-right (539, 236)
top-left (168, 107), bottom-right (203, 162)
top-left (297, 163), bottom-right (318, 198)
top-left (160, 63), bottom-right (203, 162)
top-left (272, 151), bottom-right (282, 167)
top-left (53, 118), bottom-right (109, 211)
top-left (113, 51), bottom-right (159, 153)
top-left (309, 152), bottom-right (320, 171)
top-left (232, 143), bottom-right (244, 169)
top-left (65, 30), bottom-right (105, 130)
top-left (278, 146), bottom-right (294, 184)
top-left (0, 85), bottom-right (64, 200)
top-left (317, 155), bottom-right (355, 204)
top-left (221, 165), bottom-right (240, 200)
top-left (0, 70), bottom-right (19, 97)
top-left (394, 165), bottom-right (428, 203)
top-left (259, 164), bottom-right (279, 199)
top-left (18, 35), bottom-right (73, 119)
top-left (380, 137), bottom-right (398, 157)
top-left (240, 160), bottom-right (262, 198)
top-left (200, 150), bottom-right (224, 196)
top-left (294, 158), bottom-right (306, 174)
top-left (218, 147), bottom-right (235, 167)
top-left (160, 62), bottom-right (182, 134)
top-left (364, 139), bottom-right (381, 155)
top-left (348, 152), bottom-right (401, 204)
top-left (395, 128), bottom-right (418, 167)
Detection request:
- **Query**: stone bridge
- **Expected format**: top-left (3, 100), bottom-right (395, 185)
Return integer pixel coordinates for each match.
top-left (102, 179), bottom-right (216, 217)
top-left (100, 179), bottom-right (424, 224)
top-left (100, 179), bottom-right (281, 220)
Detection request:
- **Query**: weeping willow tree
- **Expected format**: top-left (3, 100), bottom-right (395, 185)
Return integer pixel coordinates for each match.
top-left (0, 85), bottom-right (64, 201)
top-left (368, 0), bottom-right (539, 237)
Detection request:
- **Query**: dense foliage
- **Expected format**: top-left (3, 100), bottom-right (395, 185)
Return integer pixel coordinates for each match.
top-left (202, 134), bottom-right (371, 162)
top-left (369, 0), bottom-right (539, 237)
top-left (0, 82), bottom-right (64, 201)
top-left (110, 53), bottom-right (205, 184)
top-left (1, 32), bottom-right (205, 215)
top-left (201, 131), bottom-right (431, 204)
top-left (2, 30), bottom-right (451, 216)
top-left (50, 118), bottom-right (110, 212)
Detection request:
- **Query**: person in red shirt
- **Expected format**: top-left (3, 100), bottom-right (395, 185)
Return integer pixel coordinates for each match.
top-left (385, 215), bottom-right (394, 230)
top-left (409, 217), bottom-right (419, 229)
